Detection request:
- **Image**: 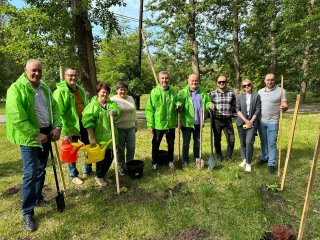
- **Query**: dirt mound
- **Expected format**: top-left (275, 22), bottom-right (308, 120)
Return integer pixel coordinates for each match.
top-left (175, 225), bottom-right (210, 240)
top-left (1, 184), bottom-right (22, 196)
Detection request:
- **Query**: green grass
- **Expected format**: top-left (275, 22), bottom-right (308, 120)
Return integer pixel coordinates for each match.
top-left (0, 113), bottom-right (320, 239)
top-left (0, 103), bottom-right (5, 115)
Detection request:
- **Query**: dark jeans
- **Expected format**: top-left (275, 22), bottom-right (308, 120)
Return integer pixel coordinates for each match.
top-left (20, 127), bottom-right (51, 217)
top-left (212, 117), bottom-right (235, 159)
top-left (152, 129), bottom-right (175, 164)
top-left (237, 125), bottom-right (257, 164)
top-left (96, 149), bottom-right (113, 178)
top-left (181, 125), bottom-right (200, 163)
top-left (68, 121), bottom-right (92, 177)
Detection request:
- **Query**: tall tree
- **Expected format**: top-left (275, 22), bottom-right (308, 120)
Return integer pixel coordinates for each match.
top-left (146, 0), bottom-right (204, 79)
top-left (97, 32), bottom-right (154, 108)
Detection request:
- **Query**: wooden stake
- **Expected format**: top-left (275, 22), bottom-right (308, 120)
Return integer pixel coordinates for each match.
top-left (278, 75), bottom-right (284, 177)
top-left (110, 114), bottom-right (120, 194)
top-left (53, 141), bottom-right (67, 194)
top-left (141, 28), bottom-right (159, 85)
top-left (280, 95), bottom-right (300, 191)
top-left (297, 129), bottom-right (320, 240)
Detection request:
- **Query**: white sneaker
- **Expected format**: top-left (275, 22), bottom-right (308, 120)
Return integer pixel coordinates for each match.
top-left (168, 162), bottom-right (175, 169)
top-left (239, 159), bottom-right (246, 168)
top-left (72, 177), bottom-right (83, 185)
top-left (152, 164), bottom-right (157, 171)
top-left (196, 158), bottom-right (200, 169)
top-left (95, 177), bottom-right (107, 187)
top-left (200, 159), bottom-right (205, 169)
top-left (245, 163), bottom-right (252, 172)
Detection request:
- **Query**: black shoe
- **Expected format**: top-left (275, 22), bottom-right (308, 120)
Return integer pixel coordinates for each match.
top-left (119, 167), bottom-right (127, 176)
top-left (23, 216), bottom-right (36, 232)
top-left (268, 166), bottom-right (276, 174)
top-left (35, 199), bottom-right (50, 207)
top-left (217, 155), bottom-right (224, 162)
top-left (258, 159), bottom-right (268, 166)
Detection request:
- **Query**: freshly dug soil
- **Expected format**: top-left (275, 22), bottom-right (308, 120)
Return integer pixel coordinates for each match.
top-left (175, 225), bottom-right (210, 240)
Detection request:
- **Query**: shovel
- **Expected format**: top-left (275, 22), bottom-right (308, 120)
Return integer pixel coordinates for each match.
top-left (174, 112), bottom-right (183, 169)
top-left (196, 108), bottom-right (205, 169)
top-left (208, 110), bottom-right (216, 170)
top-left (49, 143), bottom-right (65, 212)
top-left (110, 114), bottom-right (120, 195)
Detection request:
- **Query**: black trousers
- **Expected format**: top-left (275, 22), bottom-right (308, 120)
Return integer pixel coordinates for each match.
top-left (152, 129), bottom-right (175, 164)
top-left (212, 117), bottom-right (235, 159)
top-left (96, 149), bottom-right (113, 178)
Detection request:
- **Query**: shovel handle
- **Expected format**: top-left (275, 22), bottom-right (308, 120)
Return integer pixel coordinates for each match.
top-left (110, 114), bottom-right (120, 194)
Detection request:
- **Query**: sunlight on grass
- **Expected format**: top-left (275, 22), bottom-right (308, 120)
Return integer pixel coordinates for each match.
top-left (0, 113), bottom-right (319, 239)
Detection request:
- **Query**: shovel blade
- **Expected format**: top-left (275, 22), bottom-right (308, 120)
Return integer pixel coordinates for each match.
top-left (208, 155), bottom-right (216, 170)
top-left (55, 192), bottom-right (65, 212)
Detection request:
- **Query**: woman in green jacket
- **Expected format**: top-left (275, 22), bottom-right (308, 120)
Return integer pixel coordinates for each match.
top-left (82, 83), bottom-right (120, 187)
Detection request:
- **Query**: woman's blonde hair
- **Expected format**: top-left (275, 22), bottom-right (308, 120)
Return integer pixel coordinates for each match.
top-left (241, 79), bottom-right (254, 92)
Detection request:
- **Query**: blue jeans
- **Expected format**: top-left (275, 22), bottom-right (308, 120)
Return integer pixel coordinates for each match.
top-left (117, 127), bottom-right (136, 168)
top-left (20, 144), bottom-right (49, 217)
top-left (258, 121), bottom-right (279, 167)
top-left (68, 124), bottom-right (92, 177)
top-left (181, 125), bottom-right (200, 163)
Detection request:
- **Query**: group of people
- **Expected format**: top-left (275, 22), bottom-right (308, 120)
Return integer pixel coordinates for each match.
top-left (5, 59), bottom-right (288, 232)
top-left (145, 71), bottom-right (288, 174)
top-left (6, 59), bottom-right (137, 232)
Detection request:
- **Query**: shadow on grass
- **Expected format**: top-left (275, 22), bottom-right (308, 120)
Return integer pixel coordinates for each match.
top-left (0, 158), bottom-right (22, 178)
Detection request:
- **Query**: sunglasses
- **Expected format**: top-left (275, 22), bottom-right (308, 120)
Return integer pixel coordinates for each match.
top-left (242, 84), bottom-right (251, 88)
top-left (217, 81), bottom-right (227, 84)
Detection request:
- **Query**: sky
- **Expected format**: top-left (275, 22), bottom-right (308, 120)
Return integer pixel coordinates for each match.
top-left (9, 0), bottom-right (149, 37)
top-left (9, 0), bottom-right (148, 37)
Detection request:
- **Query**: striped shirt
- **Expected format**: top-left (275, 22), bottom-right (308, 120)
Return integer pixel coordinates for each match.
top-left (209, 89), bottom-right (236, 118)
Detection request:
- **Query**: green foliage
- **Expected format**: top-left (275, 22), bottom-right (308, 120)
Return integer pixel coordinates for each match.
top-left (97, 32), bottom-right (154, 96)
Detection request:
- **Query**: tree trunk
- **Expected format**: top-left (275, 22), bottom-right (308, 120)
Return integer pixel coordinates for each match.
top-left (134, 95), bottom-right (141, 110)
top-left (71, 1), bottom-right (97, 96)
top-left (269, 1), bottom-right (277, 74)
top-left (300, 0), bottom-right (314, 103)
top-left (188, 0), bottom-right (200, 80)
top-left (232, 0), bottom-right (240, 92)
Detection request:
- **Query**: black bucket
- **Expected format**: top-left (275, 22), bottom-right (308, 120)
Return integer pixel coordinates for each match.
top-left (158, 150), bottom-right (169, 165)
top-left (125, 160), bottom-right (145, 179)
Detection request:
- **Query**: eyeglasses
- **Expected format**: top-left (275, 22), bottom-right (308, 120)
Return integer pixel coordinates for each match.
top-left (242, 84), bottom-right (251, 88)
top-left (217, 81), bottom-right (227, 84)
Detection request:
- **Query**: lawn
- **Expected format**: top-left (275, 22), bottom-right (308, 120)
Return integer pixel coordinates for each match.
top-left (0, 113), bottom-right (319, 239)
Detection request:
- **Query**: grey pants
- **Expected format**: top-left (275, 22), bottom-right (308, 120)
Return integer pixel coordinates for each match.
top-left (237, 125), bottom-right (257, 164)
top-left (117, 127), bottom-right (136, 167)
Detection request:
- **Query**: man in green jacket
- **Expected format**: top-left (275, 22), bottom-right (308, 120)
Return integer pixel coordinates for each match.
top-left (53, 68), bottom-right (92, 185)
top-left (145, 71), bottom-right (178, 170)
top-left (6, 59), bottom-right (61, 232)
top-left (177, 73), bottom-right (214, 167)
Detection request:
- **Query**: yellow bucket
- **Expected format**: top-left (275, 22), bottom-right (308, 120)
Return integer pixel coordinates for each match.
top-left (81, 139), bottom-right (112, 164)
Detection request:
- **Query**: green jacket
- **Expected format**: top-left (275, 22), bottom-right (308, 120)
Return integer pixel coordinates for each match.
top-left (145, 85), bottom-right (178, 130)
top-left (6, 73), bottom-right (60, 147)
top-left (53, 80), bottom-right (88, 137)
top-left (82, 96), bottom-right (120, 148)
top-left (177, 85), bottom-right (213, 128)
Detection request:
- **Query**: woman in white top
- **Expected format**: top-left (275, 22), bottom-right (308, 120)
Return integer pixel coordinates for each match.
top-left (111, 81), bottom-right (137, 175)
top-left (236, 79), bottom-right (261, 172)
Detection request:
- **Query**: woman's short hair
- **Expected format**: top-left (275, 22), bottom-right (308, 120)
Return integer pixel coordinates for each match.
top-left (116, 81), bottom-right (128, 90)
top-left (241, 79), bottom-right (254, 91)
top-left (96, 83), bottom-right (110, 94)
